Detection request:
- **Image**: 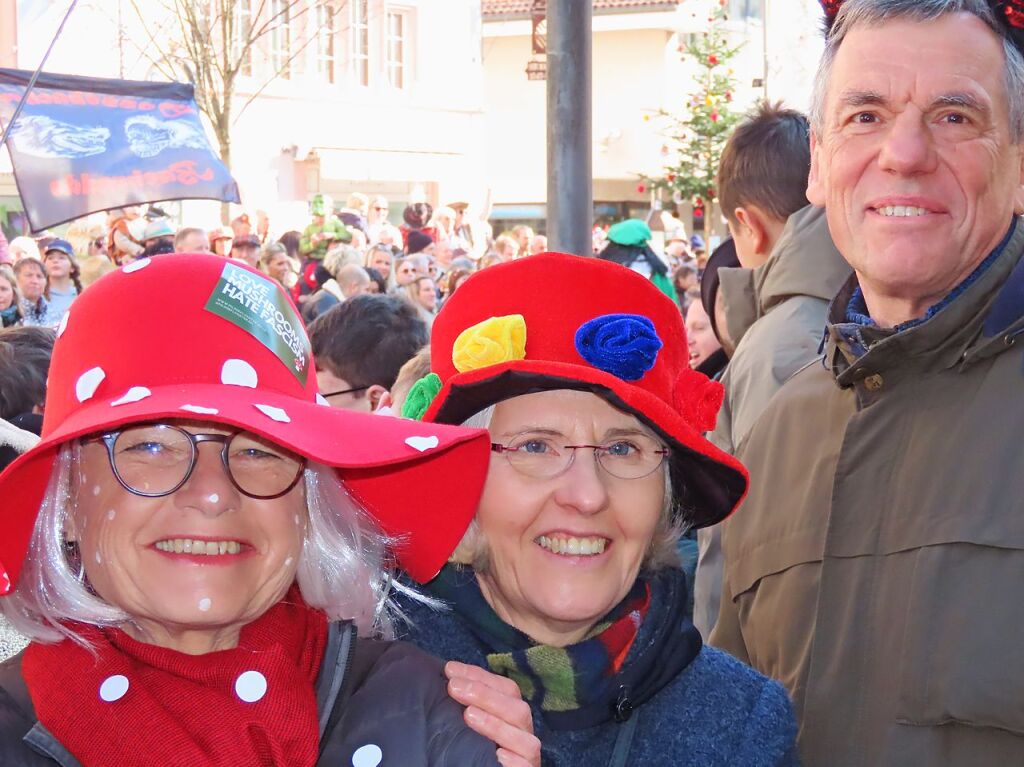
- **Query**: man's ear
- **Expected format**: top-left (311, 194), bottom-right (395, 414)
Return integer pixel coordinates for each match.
top-left (807, 129), bottom-right (826, 207)
top-left (1014, 147), bottom-right (1024, 215)
top-left (733, 206), bottom-right (771, 258)
top-left (368, 384), bottom-right (389, 411)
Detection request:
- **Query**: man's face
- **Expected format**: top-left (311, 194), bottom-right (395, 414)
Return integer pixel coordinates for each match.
top-left (316, 368), bottom-right (370, 412)
top-left (178, 231), bottom-right (211, 254)
top-left (231, 244), bottom-right (260, 268)
top-left (808, 13), bottom-right (1024, 311)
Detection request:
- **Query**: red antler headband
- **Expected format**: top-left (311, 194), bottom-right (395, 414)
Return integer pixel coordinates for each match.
top-left (819, 0), bottom-right (1024, 48)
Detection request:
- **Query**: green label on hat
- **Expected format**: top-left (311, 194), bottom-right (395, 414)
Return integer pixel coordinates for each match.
top-left (204, 262), bottom-right (311, 385)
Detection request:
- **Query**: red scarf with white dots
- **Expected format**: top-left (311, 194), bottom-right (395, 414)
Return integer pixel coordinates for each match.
top-left (22, 588), bottom-right (327, 767)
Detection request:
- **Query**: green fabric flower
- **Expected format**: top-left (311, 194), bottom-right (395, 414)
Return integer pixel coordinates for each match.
top-left (401, 373), bottom-right (442, 421)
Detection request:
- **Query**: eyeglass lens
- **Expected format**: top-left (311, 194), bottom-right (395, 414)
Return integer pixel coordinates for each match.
top-left (111, 424), bottom-right (303, 498)
top-left (498, 435), bottom-right (666, 480)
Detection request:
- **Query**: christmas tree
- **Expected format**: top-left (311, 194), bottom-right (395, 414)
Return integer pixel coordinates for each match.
top-left (639, 0), bottom-right (742, 237)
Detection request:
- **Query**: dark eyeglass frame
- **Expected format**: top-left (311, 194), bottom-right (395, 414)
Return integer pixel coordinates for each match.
top-left (85, 425), bottom-right (306, 500)
top-left (490, 440), bottom-right (669, 480)
top-left (320, 385), bottom-right (370, 399)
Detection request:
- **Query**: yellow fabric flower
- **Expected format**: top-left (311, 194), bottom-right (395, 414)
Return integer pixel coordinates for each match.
top-left (452, 314), bottom-right (527, 373)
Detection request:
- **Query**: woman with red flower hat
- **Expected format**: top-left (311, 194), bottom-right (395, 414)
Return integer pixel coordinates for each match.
top-left (0, 253), bottom-right (513, 766)
top-left (396, 252), bottom-right (798, 766)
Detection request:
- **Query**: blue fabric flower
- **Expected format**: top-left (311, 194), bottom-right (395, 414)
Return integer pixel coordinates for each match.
top-left (574, 314), bottom-right (663, 382)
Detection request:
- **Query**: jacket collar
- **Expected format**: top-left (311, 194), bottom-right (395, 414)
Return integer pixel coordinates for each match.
top-left (824, 217), bottom-right (1024, 385)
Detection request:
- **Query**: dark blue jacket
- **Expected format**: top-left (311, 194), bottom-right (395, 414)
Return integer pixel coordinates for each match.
top-left (399, 570), bottom-right (799, 767)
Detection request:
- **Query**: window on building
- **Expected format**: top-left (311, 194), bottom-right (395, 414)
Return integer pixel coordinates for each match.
top-left (728, 0), bottom-right (762, 21)
top-left (315, 1), bottom-right (335, 83)
top-left (350, 0), bottom-right (369, 86)
top-left (386, 10), bottom-right (406, 89)
top-left (271, 0), bottom-right (292, 78)
top-left (232, 0), bottom-right (253, 77)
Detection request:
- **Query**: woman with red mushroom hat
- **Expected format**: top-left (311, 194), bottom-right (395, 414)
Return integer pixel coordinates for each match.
top-left (0, 253), bottom-right (522, 766)
top-left (396, 252), bottom-right (797, 766)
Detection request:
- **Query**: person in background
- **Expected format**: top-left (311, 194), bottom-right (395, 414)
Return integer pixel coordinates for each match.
top-left (693, 103), bottom-right (849, 637)
top-left (302, 261), bottom-right (371, 325)
top-left (492, 235), bottom-right (518, 262)
top-left (406, 230), bottom-right (435, 258)
top-left (105, 206), bottom-right (144, 264)
top-left (510, 224), bottom-right (534, 258)
top-left (673, 263), bottom-right (699, 314)
top-left (41, 240), bottom-right (81, 329)
top-left (260, 242), bottom-right (295, 290)
top-left (140, 219), bottom-right (176, 257)
top-left (686, 297), bottom-right (726, 379)
top-left (366, 195), bottom-right (391, 243)
top-left (0, 324), bottom-right (53, 472)
top-left (0, 227), bottom-right (9, 266)
top-left (664, 229), bottom-right (693, 268)
top-left (394, 257), bottom-right (419, 288)
top-left (0, 270), bottom-right (21, 328)
top-left (229, 212), bottom-right (252, 240)
top-left (698, 240), bottom-right (741, 360)
top-left (365, 243), bottom-right (395, 289)
top-left (339, 192), bottom-right (369, 233)
top-left (597, 219), bottom-right (675, 300)
top-left (388, 345), bottom-right (432, 416)
top-left (8, 237), bottom-right (40, 264)
top-left (14, 258), bottom-right (54, 328)
top-left (309, 294), bottom-right (429, 413)
top-left (78, 255), bottom-right (116, 289)
top-left (230, 233), bottom-right (262, 269)
top-left (209, 226), bottom-right (234, 257)
top-left (364, 267), bottom-right (387, 295)
top-left (402, 276), bottom-right (438, 331)
top-left (173, 227), bottom-right (211, 254)
top-left (528, 234), bottom-right (547, 256)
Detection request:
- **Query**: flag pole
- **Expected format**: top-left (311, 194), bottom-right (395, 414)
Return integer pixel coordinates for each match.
top-left (0, 0), bottom-right (80, 149)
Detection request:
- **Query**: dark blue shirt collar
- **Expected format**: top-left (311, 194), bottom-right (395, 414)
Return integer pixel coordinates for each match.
top-left (844, 223), bottom-right (1016, 332)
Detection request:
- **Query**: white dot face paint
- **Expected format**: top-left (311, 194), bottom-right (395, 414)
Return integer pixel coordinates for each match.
top-left (198, 598), bottom-right (212, 612)
top-left (294, 514), bottom-right (300, 526)
top-left (95, 551), bottom-right (102, 565)
top-left (284, 557), bottom-right (294, 568)
top-left (208, 494), bottom-right (220, 504)
top-left (107, 510), bottom-right (116, 521)
top-left (92, 486), bottom-right (101, 496)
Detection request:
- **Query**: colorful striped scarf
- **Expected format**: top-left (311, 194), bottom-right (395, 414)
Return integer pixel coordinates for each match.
top-left (428, 565), bottom-right (650, 715)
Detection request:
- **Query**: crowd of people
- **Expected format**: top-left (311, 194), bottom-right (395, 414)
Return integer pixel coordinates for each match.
top-left (1, 0), bottom-right (1023, 764)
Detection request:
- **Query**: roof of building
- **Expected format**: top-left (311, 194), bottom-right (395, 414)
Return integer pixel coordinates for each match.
top-left (482, 1), bottom-right (680, 19)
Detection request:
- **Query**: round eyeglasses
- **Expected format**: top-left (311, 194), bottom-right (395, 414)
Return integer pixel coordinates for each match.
top-left (491, 434), bottom-right (669, 480)
top-left (86, 424), bottom-right (306, 499)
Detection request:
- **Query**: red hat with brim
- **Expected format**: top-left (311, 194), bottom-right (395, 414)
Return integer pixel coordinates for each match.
top-left (416, 252), bottom-right (748, 529)
top-left (0, 253), bottom-right (490, 595)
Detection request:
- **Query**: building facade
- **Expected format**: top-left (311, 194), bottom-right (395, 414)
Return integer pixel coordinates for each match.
top-left (481, 0), bottom-right (825, 237)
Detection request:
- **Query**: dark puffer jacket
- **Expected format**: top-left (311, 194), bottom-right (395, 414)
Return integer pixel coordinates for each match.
top-left (0, 622), bottom-right (500, 767)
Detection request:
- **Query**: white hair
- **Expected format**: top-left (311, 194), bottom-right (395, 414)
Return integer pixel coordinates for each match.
top-left (810, 0), bottom-right (1024, 142)
top-left (450, 403), bottom-right (684, 572)
top-left (1, 447), bottom-right (414, 646)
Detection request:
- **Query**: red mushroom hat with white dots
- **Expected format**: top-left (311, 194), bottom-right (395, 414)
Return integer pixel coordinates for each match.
top-left (0, 253), bottom-right (490, 594)
top-left (401, 251), bottom-right (749, 529)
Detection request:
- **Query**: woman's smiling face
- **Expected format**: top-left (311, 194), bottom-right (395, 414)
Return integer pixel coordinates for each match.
top-left (73, 422), bottom-right (307, 653)
top-left (474, 390), bottom-right (666, 647)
